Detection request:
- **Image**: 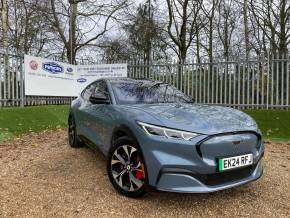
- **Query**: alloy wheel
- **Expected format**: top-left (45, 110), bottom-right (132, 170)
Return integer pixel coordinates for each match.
top-left (110, 145), bottom-right (145, 192)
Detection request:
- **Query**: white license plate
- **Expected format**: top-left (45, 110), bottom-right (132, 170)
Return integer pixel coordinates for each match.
top-left (218, 154), bottom-right (253, 172)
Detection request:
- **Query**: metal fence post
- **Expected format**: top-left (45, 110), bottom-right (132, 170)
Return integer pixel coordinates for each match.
top-left (266, 51), bottom-right (270, 110)
top-left (20, 56), bottom-right (24, 107)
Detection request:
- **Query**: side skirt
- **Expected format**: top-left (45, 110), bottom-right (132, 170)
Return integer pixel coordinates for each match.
top-left (79, 134), bottom-right (107, 157)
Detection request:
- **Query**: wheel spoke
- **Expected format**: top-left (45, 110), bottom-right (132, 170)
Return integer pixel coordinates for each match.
top-left (134, 161), bottom-right (141, 169)
top-left (132, 162), bottom-right (142, 172)
top-left (113, 152), bottom-right (126, 165)
top-left (112, 170), bottom-right (126, 187)
top-left (130, 147), bottom-right (137, 157)
top-left (123, 145), bottom-right (137, 162)
top-left (129, 180), bottom-right (135, 191)
top-left (129, 172), bottom-right (143, 188)
top-left (68, 120), bottom-right (75, 143)
top-left (69, 120), bottom-right (74, 130)
top-left (68, 120), bottom-right (75, 141)
top-left (111, 159), bottom-right (122, 165)
top-left (122, 145), bottom-right (130, 162)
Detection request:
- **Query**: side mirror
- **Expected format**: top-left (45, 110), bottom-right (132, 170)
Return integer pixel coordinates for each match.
top-left (89, 93), bottom-right (110, 104)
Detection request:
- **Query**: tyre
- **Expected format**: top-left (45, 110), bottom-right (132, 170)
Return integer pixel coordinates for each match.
top-left (107, 136), bottom-right (147, 198)
top-left (68, 115), bottom-right (83, 148)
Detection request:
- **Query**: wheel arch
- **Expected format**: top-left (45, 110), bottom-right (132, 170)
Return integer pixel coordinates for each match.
top-left (111, 124), bottom-right (139, 147)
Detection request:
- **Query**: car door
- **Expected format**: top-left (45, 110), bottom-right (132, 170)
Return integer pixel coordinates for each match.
top-left (75, 82), bottom-right (97, 137)
top-left (81, 80), bottom-right (112, 153)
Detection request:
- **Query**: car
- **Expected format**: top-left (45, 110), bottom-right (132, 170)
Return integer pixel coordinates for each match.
top-left (68, 78), bottom-right (264, 198)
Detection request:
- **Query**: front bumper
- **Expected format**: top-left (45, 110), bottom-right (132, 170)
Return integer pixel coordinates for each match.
top-left (155, 159), bottom-right (263, 193)
top-left (136, 129), bottom-right (264, 193)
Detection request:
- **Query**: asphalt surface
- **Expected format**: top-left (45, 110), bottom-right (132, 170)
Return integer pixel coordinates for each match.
top-left (0, 129), bottom-right (289, 217)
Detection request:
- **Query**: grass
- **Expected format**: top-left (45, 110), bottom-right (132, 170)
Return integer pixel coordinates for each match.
top-left (0, 105), bottom-right (289, 142)
top-left (244, 109), bottom-right (290, 142)
top-left (0, 105), bottom-right (69, 141)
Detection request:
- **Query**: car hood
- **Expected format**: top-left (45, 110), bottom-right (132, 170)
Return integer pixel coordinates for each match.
top-left (119, 103), bottom-right (258, 135)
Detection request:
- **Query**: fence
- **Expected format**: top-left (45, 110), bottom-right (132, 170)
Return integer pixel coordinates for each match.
top-left (128, 56), bottom-right (290, 109)
top-left (0, 52), bottom-right (289, 109)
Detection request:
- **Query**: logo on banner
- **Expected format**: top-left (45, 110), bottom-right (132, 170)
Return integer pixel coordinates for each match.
top-left (77, 78), bottom-right (87, 83)
top-left (67, 67), bottom-right (73, 72)
top-left (29, 60), bottom-right (38, 70)
top-left (42, 62), bottom-right (63, 74)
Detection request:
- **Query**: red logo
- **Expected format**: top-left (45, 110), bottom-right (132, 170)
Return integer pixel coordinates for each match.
top-left (29, 60), bottom-right (38, 70)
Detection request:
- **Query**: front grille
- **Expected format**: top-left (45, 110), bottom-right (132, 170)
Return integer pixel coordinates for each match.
top-left (195, 163), bottom-right (257, 186)
top-left (196, 131), bottom-right (261, 158)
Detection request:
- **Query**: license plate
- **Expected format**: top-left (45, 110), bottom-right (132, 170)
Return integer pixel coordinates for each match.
top-left (218, 154), bottom-right (253, 172)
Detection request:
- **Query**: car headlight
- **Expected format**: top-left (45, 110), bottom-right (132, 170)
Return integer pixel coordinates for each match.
top-left (137, 121), bottom-right (199, 141)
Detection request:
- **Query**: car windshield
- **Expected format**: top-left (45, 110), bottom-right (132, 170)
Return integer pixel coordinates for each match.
top-left (111, 81), bottom-right (193, 104)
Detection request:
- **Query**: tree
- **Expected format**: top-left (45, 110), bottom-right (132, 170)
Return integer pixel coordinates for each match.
top-left (6, 0), bottom-right (52, 55)
top-left (102, 39), bottom-right (132, 63)
top-left (243, 0), bottom-right (250, 60)
top-left (217, 0), bottom-right (237, 61)
top-left (124, 1), bottom-right (165, 64)
top-left (165, 0), bottom-right (202, 88)
top-left (1, 0), bottom-right (8, 54)
top-left (165, 0), bottom-right (202, 64)
top-left (50, 0), bottom-right (128, 64)
top-left (250, 0), bottom-right (290, 57)
top-left (198, 0), bottom-right (220, 62)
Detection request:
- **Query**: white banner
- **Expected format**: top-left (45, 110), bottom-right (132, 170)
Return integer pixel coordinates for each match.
top-left (75, 64), bottom-right (127, 95)
top-left (24, 55), bottom-right (127, 96)
top-left (24, 55), bottom-right (76, 96)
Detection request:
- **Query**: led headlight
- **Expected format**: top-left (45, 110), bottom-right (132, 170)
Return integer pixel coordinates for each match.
top-left (137, 121), bottom-right (199, 141)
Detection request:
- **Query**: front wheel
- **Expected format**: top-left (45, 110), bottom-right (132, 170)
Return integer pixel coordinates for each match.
top-left (107, 136), bottom-right (147, 198)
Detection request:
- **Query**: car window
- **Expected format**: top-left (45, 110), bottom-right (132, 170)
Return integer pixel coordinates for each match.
top-left (94, 81), bottom-right (109, 99)
top-left (81, 83), bottom-right (96, 100)
top-left (111, 81), bottom-right (192, 104)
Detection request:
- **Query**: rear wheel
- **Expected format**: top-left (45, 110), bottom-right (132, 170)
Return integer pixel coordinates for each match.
top-left (68, 115), bottom-right (83, 148)
top-left (107, 136), bottom-right (147, 198)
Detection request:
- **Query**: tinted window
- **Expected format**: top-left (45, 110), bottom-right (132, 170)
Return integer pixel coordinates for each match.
top-left (82, 83), bottom-right (96, 100)
top-left (111, 81), bottom-right (192, 104)
top-left (93, 81), bottom-right (110, 99)
top-left (94, 81), bottom-right (109, 98)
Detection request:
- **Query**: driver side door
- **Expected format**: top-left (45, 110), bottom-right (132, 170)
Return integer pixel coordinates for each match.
top-left (82, 80), bottom-right (112, 152)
